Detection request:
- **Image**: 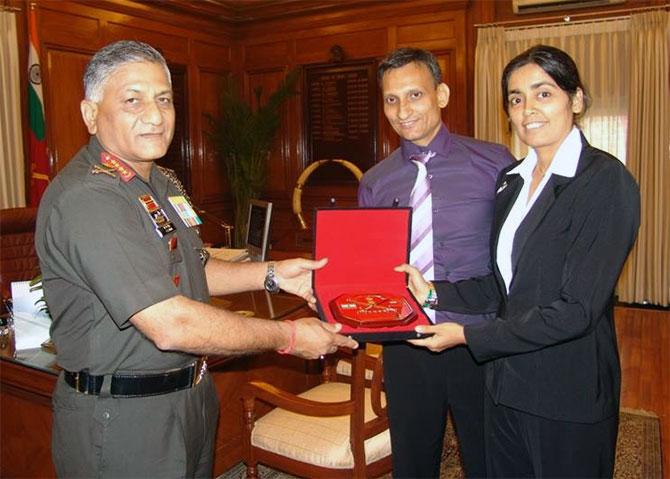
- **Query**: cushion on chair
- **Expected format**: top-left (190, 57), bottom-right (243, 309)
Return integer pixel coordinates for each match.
top-left (251, 382), bottom-right (390, 469)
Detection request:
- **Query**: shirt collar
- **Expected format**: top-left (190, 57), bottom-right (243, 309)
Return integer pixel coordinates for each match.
top-left (507, 126), bottom-right (582, 180)
top-left (401, 123), bottom-right (450, 161)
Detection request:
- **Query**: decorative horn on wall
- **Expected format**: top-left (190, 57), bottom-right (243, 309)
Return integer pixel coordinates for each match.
top-left (292, 159), bottom-right (363, 230)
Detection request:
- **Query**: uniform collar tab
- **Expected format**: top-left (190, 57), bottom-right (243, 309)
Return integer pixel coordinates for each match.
top-left (99, 152), bottom-right (136, 182)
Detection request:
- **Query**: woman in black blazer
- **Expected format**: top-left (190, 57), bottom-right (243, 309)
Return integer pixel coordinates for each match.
top-left (397, 45), bottom-right (640, 478)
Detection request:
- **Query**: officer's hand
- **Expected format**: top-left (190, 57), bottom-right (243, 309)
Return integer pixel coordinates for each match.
top-left (289, 318), bottom-right (358, 359)
top-left (275, 257), bottom-right (328, 310)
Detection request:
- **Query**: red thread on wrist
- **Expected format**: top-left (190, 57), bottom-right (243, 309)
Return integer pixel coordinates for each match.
top-left (277, 320), bottom-right (297, 355)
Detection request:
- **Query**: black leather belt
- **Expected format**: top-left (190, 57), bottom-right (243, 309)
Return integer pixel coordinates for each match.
top-left (63, 358), bottom-right (208, 397)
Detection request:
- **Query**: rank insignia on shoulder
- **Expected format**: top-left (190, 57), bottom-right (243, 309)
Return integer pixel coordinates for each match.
top-left (91, 164), bottom-right (117, 178)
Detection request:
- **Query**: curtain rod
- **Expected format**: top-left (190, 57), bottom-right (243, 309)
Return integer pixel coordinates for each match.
top-left (474, 3), bottom-right (668, 28)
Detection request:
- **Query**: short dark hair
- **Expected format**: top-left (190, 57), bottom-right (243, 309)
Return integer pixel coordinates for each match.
top-left (501, 44), bottom-right (590, 117)
top-left (83, 40), bottom-right (170, 101)
top-left (377, 47), bottom-right (442, 85)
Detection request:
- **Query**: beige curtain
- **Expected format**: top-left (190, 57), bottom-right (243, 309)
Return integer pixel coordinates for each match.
top-left (474, 27), bottom-right (508, 145)
top-left (618, 11), bottom-right (670, 306)
top-left (0, 10), bottom-right (26, 208)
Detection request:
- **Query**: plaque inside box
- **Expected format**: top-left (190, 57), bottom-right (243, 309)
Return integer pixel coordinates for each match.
top-left (329, 293), bottom-right (417, 328)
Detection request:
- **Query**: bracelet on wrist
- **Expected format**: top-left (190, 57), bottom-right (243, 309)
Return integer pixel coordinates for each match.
top-left (422, 283), bottom-right (438, 309)
top-left (277, 320), bottom-right (297, 355)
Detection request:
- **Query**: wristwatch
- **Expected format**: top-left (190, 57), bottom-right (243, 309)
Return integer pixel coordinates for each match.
top-left (264, 262), bottom-right (281, 294)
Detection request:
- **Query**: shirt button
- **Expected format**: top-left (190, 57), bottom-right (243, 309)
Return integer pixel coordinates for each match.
top-left (103, 411), bottom-right (110, 420)
top-left (428, 174), bottom-right (433, 179)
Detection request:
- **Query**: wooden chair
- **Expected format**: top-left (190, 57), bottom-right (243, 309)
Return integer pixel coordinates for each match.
top-left (0, 207), bottom-right (40, 309)
top-left (241, 345), bottom-right (391, 478)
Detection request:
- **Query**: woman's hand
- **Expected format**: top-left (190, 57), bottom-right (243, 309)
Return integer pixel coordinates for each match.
top-left (408, 322), bottom-right (466, 353)
top-left (394, 263), bottom-right (432, 305)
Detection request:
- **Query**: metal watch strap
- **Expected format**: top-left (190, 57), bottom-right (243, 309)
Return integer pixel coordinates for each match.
top-left (264, 262), bottom-right (280, 294)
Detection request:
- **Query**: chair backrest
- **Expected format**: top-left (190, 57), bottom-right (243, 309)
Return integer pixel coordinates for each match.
top-left (0, 207), bottom-right (40, 303)
top-left (242, 346), bottom-right (391, 478)
top-left (339, 348), bottom-right (388, 475)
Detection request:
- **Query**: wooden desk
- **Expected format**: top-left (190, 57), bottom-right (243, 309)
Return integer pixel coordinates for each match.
top-left (0, 291), bottom-right (321, 478)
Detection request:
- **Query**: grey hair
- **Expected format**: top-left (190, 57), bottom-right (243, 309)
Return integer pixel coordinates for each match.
top-left (83, 40), bottom-right (171, 101)
top-left (377, 47), bottom-right (442, 86)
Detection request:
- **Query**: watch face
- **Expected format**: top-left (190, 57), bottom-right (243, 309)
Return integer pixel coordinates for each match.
top-left (264, 275), bottom-right (280, 294)
top-left (329, 293), bottom-right (416, 328)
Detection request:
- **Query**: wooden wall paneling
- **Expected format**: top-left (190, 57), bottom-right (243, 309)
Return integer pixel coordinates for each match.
top-left (293, 28), bottom-right (388, 65)
top-left (193, 40), bottom-right (233, 71)
top-left (72, 0), bottom-right (229, 39)
top-left (42, 48), bottom-right (90, 173)
top-left (38, 7), bottom-right (102, 50)
top-left (243, 40), bottom-right (290, 70)
top-left (195, 68), bottom-right (231, 216)
top-left (104, 22), bottom-right (189, 64)
top-left (236, 0), bottom-right (468, 40)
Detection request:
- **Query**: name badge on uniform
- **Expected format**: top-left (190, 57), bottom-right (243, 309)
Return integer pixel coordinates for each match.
top-left (139, 195), bottom-right (176, 238)
top-left (168, 196), bottom-right (203, 228)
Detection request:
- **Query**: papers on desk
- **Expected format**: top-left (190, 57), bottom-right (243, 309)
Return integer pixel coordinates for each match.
top-left (10, 281), bottom-right (51, 351)
top-left (12, 311), bottom-right (50, 351)
top-left (206, 247), bottom-right (250, 262)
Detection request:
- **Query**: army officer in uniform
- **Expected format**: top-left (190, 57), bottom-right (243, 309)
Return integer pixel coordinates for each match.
top-left (35, 40), bottom-right (357, 478)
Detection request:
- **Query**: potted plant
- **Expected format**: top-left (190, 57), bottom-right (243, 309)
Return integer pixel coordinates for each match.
top-left (207, 69), bottom-right (299, 247)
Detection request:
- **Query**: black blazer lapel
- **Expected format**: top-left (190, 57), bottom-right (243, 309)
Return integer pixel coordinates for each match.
top-left (494, 174), bottom-right (523, 237)
top-left (492, 174), bottom-right (523, 289)
top-left (511, 174), bottom-right (572, 272)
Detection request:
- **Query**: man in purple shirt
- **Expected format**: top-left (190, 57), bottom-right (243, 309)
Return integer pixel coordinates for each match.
top-left (358, 48), bottom-right (513, 478)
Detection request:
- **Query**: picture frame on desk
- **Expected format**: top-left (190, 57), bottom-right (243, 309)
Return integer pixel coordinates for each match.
top-left (246, 199), bottom-right (272, 262)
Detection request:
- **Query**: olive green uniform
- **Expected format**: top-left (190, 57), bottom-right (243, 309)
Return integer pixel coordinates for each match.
top-left (35, 136), bottom-right (219, 477)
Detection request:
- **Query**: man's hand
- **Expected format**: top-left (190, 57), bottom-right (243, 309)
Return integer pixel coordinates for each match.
top-left (275, 257), bottom-right (328, 309)
top-left (287, 318), bottom-right (358, 359)
top-left (394, 263), bottom-right (432, 304)
top-left (408, 322), bottom-right (466, 352)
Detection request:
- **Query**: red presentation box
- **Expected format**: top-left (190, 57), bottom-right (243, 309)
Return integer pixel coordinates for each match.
top-left (313, 208), bottom-right (431, 342)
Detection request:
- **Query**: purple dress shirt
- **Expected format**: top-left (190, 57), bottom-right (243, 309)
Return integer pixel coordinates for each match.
top-left (358, 124), bottom-right (514, 325)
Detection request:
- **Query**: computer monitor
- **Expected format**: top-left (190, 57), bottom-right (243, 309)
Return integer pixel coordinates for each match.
top-left (245, 199), bottom-right (273, 262)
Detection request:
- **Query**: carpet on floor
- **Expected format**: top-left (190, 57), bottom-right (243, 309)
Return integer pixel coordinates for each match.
top-left (219, 408), bottom-right (662, 478)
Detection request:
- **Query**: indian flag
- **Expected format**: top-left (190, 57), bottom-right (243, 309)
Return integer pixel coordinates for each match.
top-left (28, 6), bottom-right (49, 206)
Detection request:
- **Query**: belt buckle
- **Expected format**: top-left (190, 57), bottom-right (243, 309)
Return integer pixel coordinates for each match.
top-left (74, 372), bottom-right (81, 392)
top-left (194, 356), bottom-right (208, 386)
